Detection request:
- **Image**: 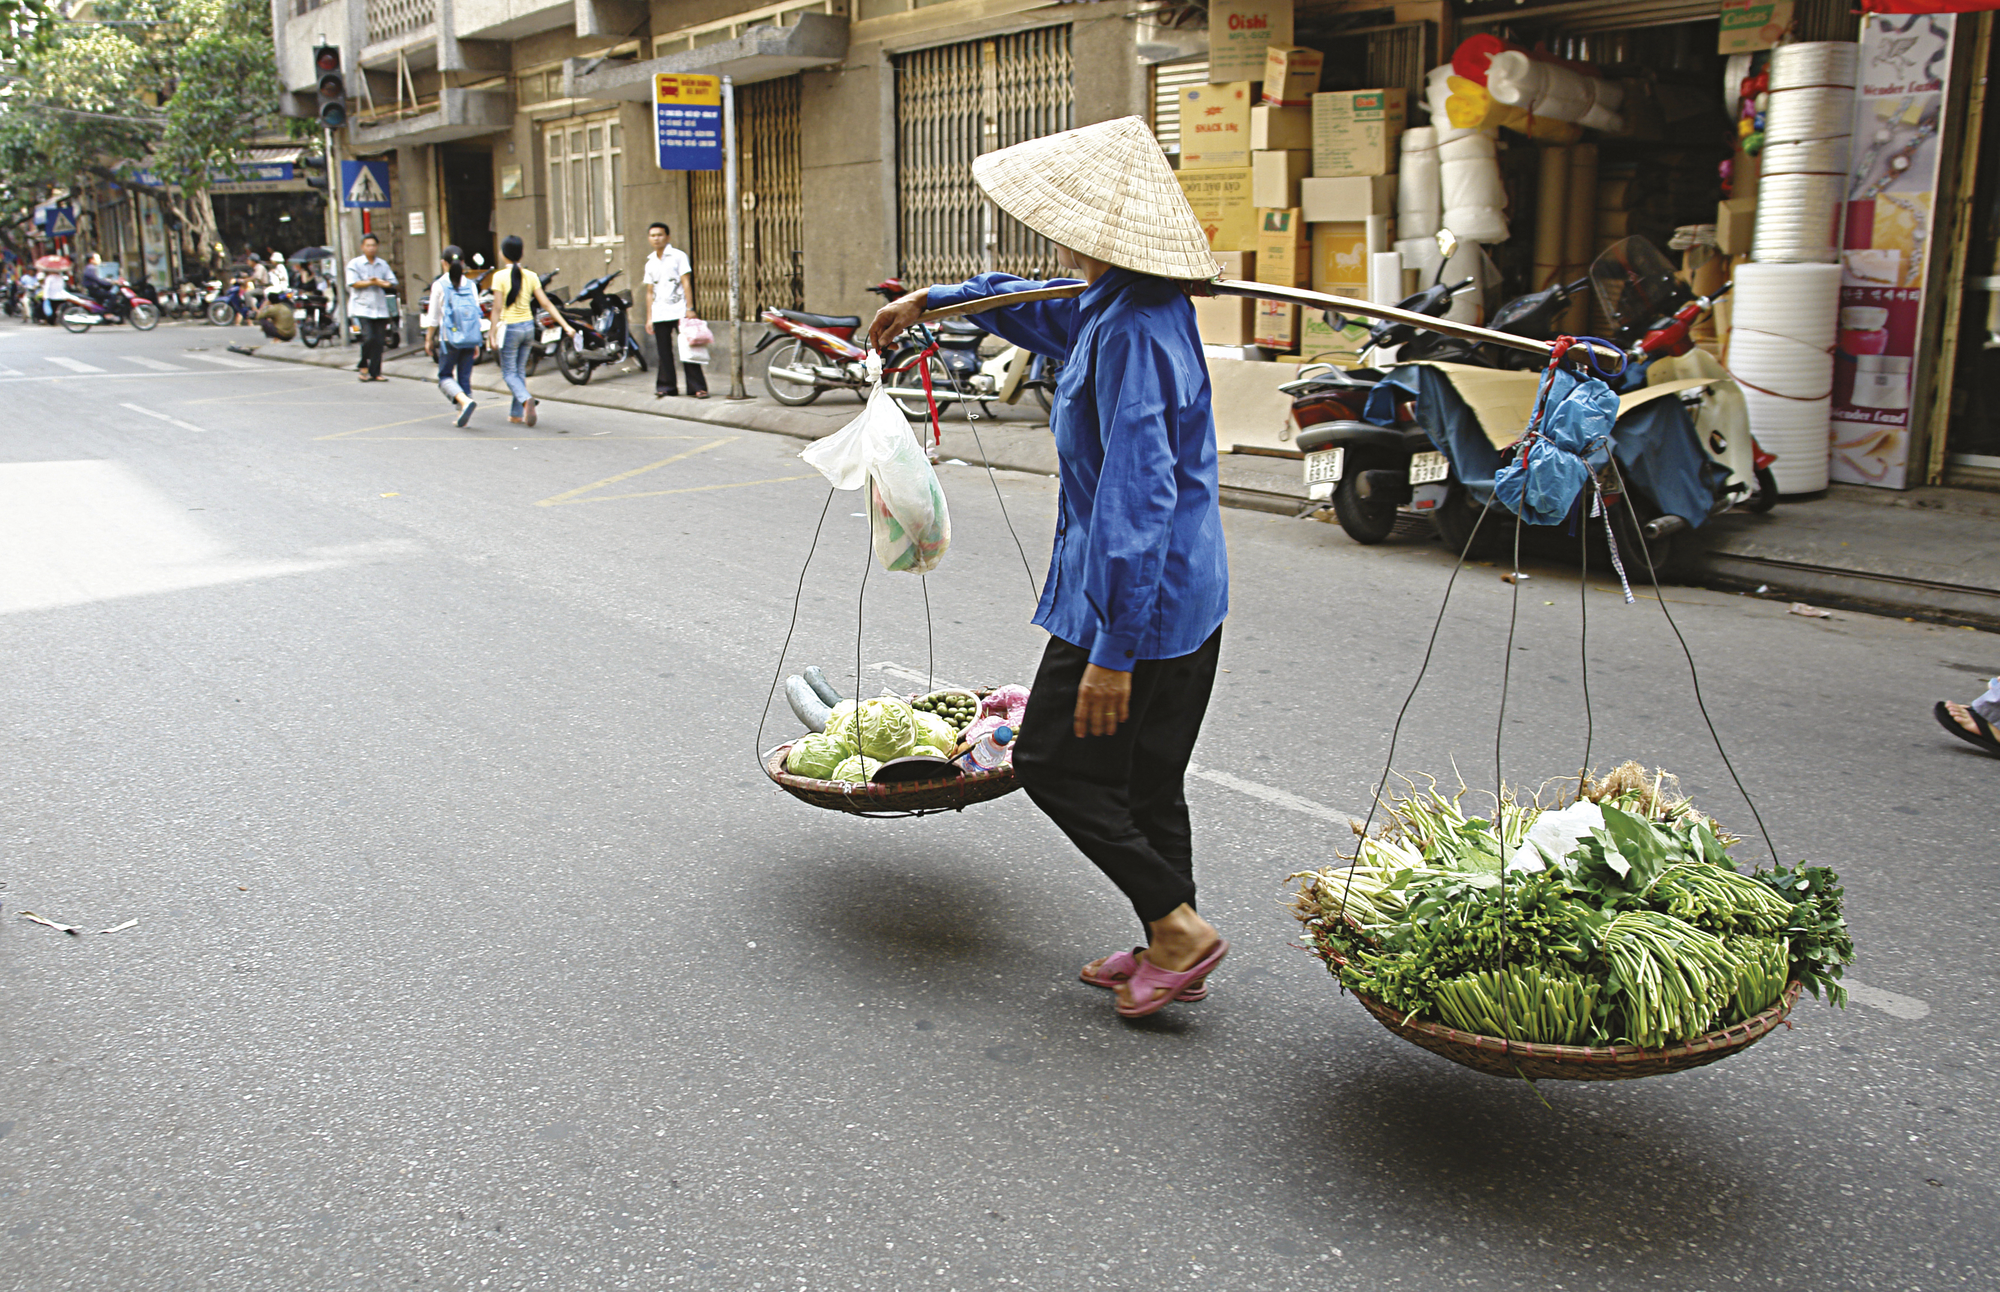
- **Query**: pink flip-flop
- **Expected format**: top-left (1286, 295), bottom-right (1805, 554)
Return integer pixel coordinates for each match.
top-left (1116, 941), bottom-right (1228, 1019)
top-left (1081, 947), bottom-right (1208, 1002)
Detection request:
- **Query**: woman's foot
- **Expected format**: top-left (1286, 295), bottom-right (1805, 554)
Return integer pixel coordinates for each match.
top-left (1082, 948), bottom-right (1207, 1001)
top-left (455, 398), bottom-right (477, 428)
top-left (509, 416), bottom-right (526, 424)
top-left (1935, 700), bottom-right (2000, 754)
top-left (1114, 904), bottom-right (1225, 1017)
top-left (523, 397), bottom-right (537, 427)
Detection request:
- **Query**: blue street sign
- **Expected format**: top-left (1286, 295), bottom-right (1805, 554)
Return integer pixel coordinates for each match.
top-left (654, 73), bottom-right (723, 172)
top-left (41, 205), bottom-right (76, 237)
top-left (340, 159), bottom-right (392, 209)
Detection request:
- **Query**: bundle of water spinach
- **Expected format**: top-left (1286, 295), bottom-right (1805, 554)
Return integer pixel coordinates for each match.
top-left (1288, 762), bottom-right (1853, 1049)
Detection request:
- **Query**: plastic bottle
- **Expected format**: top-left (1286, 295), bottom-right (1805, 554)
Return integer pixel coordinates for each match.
top-left (956, 724), bottom-right (1015, 773)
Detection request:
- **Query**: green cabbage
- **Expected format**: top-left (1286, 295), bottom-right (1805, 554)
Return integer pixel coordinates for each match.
top-left (912, 710), bottom-right (956, 755)
top-left (823, 701), bottom-right (858, 751)
top-left (856, 697), bottom-right (918, 761)
top-left (831, 754), bottom-right (882, 783)
top-left (785, 733), bottom-right (848, 779)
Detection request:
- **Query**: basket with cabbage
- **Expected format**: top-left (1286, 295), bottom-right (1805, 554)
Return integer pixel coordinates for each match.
top-left (766, 666), bottom-right (1029, 816)
top-left (1289, 763), bottom-right (1854, 1081)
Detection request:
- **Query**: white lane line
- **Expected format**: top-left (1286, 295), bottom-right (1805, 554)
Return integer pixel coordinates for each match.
top-left (1843, 979), bottom-right (1931, 1020)
top-left (0, 369), bottom-right (264, 385)
top-left (867, 661), bottom-right (1361, 826)
top-left (125, 355), bottom-right (188, 372)
top-left (119, 402), bottom-right (207, 434)
top-left (47, 356), bottom-right (106, 373)
top-left (184, 352), bottom-right (260, 369)
top-left (1185, 763), bottom-right (1361, 826)
top-left (0, 366), bottom-right (19, 377)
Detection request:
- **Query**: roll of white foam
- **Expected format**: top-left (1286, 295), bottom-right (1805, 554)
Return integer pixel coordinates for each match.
top-left (1395, 235), bottom-right (1445, 283)
top-left (1730, 261), bottom-right (1840, 493)
top-left (1368, 252), bottom-right (1403, 305)
top-left (1759, 136), bottom-right (1850, 176)
top-left (1439, 132), bottom-right (1509, 243)
top-left (1399, 127), bottom-right (1443, 239)
top-left (1752, 173), bottom-right (1847, 262)
top-left (1426, 65), bottom-right (1477, 143)
top-left (1765, 86), bottom-right (1855, 141)
top-left (1769, 41), bottom-right (1859, 90)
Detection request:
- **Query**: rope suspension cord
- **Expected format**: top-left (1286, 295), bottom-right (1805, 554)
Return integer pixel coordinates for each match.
top-left (755, 486), bottom-right (841, 766)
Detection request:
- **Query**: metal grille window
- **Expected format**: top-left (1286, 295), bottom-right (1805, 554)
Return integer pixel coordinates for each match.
top-left (544, 115), bottom-right (624, 247)
top-left (1364, 24), bottom-right (1431, 109)
top-left (688, 77), bottom-right (803, 320)
top-left (1151, 57), bottom-right (1209, 159)
top-left (895, 26), bottom-right (1073, 286)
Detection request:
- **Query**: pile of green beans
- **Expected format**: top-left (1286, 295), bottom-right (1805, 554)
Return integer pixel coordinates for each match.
top-left (1602, 911), bottom-right (1740, 1048)
top-left (1432, 964), bottom-right (1599, 1045)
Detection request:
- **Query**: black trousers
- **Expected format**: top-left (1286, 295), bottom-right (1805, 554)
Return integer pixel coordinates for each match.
top-left (652, 319), bottom-right (708, 395)
top-left (1013, 628), bottom-right (1222, 928)
top-left (356, 316), bottom-right (389, 378)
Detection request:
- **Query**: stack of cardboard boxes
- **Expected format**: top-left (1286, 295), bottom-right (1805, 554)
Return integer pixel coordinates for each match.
top-left (1174, 43), bottom-right (1407, 364)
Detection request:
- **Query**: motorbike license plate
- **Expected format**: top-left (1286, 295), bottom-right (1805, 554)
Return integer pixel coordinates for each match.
top-left (1303, 447), bottom-right (1344, 485)
top-left (1409, 451), bottom-right (1450, 485)
top-left (540, 328), bottom-right (560, 344)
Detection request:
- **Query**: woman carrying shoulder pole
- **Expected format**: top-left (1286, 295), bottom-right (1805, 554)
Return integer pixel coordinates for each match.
top-left (491, 235), bottom-right (576, 428)
top-left (423, 246), bottom-right (484, 428)
top-left (869, 118), bottom-right (1231, 1019)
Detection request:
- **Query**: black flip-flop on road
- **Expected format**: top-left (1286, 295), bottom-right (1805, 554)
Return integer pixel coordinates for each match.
top-left (1933, 700), bottom-right (2000, 755)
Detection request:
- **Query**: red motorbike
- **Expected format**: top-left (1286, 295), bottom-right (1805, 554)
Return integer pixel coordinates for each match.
top-left (751, 279), bottom-right (940, 409)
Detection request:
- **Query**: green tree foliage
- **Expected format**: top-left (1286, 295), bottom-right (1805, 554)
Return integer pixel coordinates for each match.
top-left (0, 0), bottom-right (290, 258)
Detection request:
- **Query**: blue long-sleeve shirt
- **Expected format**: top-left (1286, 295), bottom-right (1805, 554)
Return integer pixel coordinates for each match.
top-left (923, 269), bottom-right (1228, 671)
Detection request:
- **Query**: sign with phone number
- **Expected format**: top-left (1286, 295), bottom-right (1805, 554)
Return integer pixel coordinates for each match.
top-left (655, 73), bottom-right (722, 172)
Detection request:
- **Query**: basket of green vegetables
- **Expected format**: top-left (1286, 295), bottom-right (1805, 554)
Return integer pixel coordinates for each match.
top-left (1289, 763), bottom-right (1853, 1082)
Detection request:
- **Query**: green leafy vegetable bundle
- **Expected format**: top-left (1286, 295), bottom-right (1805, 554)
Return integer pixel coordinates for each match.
top-left (1289, 763), bottom-right (1853, 1050)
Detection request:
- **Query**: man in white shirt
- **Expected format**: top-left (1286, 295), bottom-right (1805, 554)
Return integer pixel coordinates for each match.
top-left (344, 234), bottom-right (399, 381)
top-left (641, 222), bottom-right (707, 399)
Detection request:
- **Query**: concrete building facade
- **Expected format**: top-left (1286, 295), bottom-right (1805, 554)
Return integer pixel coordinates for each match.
top-left (271, 0), bottom-right (1191, 340)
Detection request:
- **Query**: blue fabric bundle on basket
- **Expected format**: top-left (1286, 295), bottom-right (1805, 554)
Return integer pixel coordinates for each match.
top-left (1493, 366), bottom-right (1617, 525)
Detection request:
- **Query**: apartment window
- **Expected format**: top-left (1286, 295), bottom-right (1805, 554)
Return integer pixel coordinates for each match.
top-left (543, 114), bottom-right (624, 245)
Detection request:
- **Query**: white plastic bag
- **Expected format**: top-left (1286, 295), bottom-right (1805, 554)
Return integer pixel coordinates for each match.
top-left (677, 331), bottom-right (710, 365)
top-left (801, 380), bottom-right (951, 574)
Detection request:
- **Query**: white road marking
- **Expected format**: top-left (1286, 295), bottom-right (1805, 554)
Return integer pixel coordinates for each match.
top-left (0, 366), bottom-right (19, 377)
top-left (124, 355), bottom-right (187, 372)
top-left (868, 660), bottom-right (1361, 826)
top-left (47, 356), bottom-right (106, 373)
top-left (119, 402), bottom-right (207, 434)
top-left (1842, 980), bottom-right (1931, 1020)
top-left (184, 352), bottom-right (260, 369)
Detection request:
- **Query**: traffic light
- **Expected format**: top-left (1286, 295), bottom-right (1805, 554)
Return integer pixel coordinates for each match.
top-left (299, 154), bottom-right (328, 193)
top-left (314, 46), bottom-right (346, 129)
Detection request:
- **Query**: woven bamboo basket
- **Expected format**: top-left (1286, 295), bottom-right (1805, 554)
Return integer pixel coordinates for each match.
top-left (764, 744), bottom-right (1021, 817)
top-left (1315, 936), bottom-right (1802, 1081)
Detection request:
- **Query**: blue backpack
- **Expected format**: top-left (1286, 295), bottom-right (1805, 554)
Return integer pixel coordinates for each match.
top-left (439, 277), bottom-right (483, 348)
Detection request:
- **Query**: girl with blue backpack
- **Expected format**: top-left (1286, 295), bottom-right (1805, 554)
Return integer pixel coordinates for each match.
top-left (423, 245), bottom-right (484, 428)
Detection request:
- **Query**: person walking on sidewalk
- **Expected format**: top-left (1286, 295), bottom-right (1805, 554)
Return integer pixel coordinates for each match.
top-left (642, 222), bottom-right (707, 400)
top-left (490, 235), bottom-right (575, 428)
top-left (868, 117), bottom-right (1230, 1019)
top-left (423, 246), bottom-right (483, 428)
top-left (346, 234), bottom-right (398, 382)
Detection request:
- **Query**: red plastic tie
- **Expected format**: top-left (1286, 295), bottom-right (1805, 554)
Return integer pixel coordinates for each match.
top-left (884, 342), bottom-right (944, 446)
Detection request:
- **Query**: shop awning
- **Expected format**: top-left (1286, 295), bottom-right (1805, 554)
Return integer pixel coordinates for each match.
top-left (565, 12), bottom-right (847, 102)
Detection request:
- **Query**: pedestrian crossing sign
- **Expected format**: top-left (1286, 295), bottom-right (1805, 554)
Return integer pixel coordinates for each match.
top-left (340, 159), bottom-right (391, 210)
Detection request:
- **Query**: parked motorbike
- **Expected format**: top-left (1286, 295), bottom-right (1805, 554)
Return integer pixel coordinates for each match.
top-left (1291, 234), bottom-right (1776, 564)
top-left (62, 281), bottom-right (160, 333)
top-left (1, 278), bottom-right (20, 318)
top-left (206, 280), bottom-right (255, 326)
top-left (293, 288), bottom-right (340, 348)
top-left (753, 280), bottom-right (915, 407)
top-left (553, 269), bottom-right (645, 385)
top-left (345, 294), bottom-right (402, 349)
top-left (523, 269), bottom-right (563, 378)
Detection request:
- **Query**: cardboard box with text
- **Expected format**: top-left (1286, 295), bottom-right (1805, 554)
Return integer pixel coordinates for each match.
top-left (1180, 82), bottom-right (1254, 170)
top-left (1310, 88), bottom-right (1406, 177)
top-left (1176, 167), bottom-right (1257, 252)
top-left (1208, 0), bottom-right (1293, 84)
top-left (1262, 46), bottom-right (1323, 106)
top-left (1255, 207), bottom-right (1310, 286)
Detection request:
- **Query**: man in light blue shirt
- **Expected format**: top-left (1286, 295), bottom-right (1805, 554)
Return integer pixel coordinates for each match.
top-left (870, 118), bottom-right (1230, 1019)
top-left (344, 234), bottom-right (398, 381)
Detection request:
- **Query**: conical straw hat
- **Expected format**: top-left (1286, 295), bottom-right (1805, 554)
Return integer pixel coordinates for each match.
top-left (972, 116), bottom-right (1220, 281)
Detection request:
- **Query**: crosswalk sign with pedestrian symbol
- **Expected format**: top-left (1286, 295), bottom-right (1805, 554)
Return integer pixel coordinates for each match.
top-left (339, 160), bottom-right (391, 210)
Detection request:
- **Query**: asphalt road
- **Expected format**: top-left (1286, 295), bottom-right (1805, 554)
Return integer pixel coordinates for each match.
top-left (2, 319), bottom-right (1994, 1292)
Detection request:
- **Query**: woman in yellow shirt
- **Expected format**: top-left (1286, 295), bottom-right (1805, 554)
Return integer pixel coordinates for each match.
top-left (492, 235), bottom-right (575, 427)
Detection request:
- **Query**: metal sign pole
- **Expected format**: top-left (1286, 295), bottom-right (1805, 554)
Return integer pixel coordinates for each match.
top-left (324, 125), bottom-right (347, 341)
top-left (722, 74), bottom-right (745, 400)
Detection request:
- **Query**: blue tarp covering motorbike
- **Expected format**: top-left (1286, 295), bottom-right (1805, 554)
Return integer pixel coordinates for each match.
top-left (1364, 365), bottom-right (1727, 528)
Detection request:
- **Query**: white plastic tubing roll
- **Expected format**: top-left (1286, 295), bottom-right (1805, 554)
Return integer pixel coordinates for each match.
top-left (1369, 251), bottom-right (1404, 305)
top-left (1399, 127), bottom-right (1443, 240)
top-left (1439, 131), bottom-right (1510, 244)
top-left (1730, 263), bottom-right (1841, 493)
top-left (1425, 65), bottom-right (1477, 144)
top-left (1768, 41), bottom-right (1859, 90)
top-left (1484, 51), bottom-right (1625, 132)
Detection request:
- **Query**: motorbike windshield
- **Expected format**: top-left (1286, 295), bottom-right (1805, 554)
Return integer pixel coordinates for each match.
top-left (1589, 237), bottom-right (1685, 335)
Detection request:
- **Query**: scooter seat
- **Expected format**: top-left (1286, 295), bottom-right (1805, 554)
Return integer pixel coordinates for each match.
top-left (774, 309), bottom-right (859, 330)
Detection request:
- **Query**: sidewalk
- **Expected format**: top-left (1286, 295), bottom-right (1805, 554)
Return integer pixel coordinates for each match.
top-left (211, 332), bottom-right (2000, 631)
